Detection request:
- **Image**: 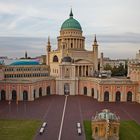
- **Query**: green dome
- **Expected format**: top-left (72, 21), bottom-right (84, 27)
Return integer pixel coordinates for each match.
top-left (61, 9), bottom-right (82, 31)
top-left (10, 60), bottom-right (39, 66)
top-left (94, 109), bottom-right (119, 121)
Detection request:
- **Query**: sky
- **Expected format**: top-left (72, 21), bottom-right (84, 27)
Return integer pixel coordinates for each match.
top-left (0, 0), bottom-right (140, 58)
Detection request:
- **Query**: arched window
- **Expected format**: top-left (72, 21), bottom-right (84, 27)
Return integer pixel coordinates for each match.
top-left (23, 90), bottom-right (28, 101)
top-left (116, 91), bottom-right (121, 101)
top-left (12, 90), bottom-right (17, 101)
top-left (127, 91), bottom-right (132, 102)
top-left (95, 127), bottom-right (98, 134)
top-left (39, 87), bottom-right (42, 97)
top-left (53, 55), bottom-right (59, 62)
top-left (46, 86), bottom-right (51, 95)
top-left (91, 88), bottom-right (94, 97)
top-left (1, 90), bottom-right (6, 100)
top-left (84, 87), bottom-right (87, 95)
top-left (104, 91), bottom-right (109, 101)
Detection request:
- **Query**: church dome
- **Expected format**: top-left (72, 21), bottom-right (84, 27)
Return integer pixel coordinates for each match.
top-left (62, 56), bottom-right (72, 63)
top-left (61, 9), bottom-right (82, 31)
top-left (10, 60), bottom-right (39, 66)
top-left (94, 109), bottom-right (119, 121)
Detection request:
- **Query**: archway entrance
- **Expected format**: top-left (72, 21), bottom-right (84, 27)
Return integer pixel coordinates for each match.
top-left (39, 87), bottom-right (42, 97)
top-left (64, 83), bottom-right (70, 95)
top-left (91, 88), bottom-right (94, 97)
top-left (47, 86), bottom-right (51, 95)
top-left (23, 90), bottom-right (28, 101)
top-left (127, 91), bottom-right (132, 102)
top-left (1, 90), bottom-right (6, 100)
top-left (12, 90), bottom-right (17, 101)
top-left (84, 87), bottom-right (87, 95)
top-left (104, 91), bottom-right (109, 101)
top-left (116, 91), bottom-right (121, 101)
top-left (33, 89), bottom-right (36, 99)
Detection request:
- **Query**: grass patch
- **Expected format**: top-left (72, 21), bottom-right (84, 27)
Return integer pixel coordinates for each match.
top-left (120, 121), bottom-right (140, 140)
top-left (0, 119), bottom-right (41, 140)
top-left (84, 120), bottom-right (140, 140)
top-left (84, 120), bottom-right (93, 140)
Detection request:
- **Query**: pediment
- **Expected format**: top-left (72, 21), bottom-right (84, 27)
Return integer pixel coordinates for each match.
top-left (74, 59), bottom-right (93, 64)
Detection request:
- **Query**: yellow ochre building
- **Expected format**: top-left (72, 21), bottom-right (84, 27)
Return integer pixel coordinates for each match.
top-left (0, 9), bottom-right (140, 103)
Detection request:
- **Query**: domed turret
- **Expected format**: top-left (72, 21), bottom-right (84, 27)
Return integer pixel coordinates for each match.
top-left (94, 109), bottom-right (119, 121)
top-left (61, 9), bottom-right (82, 31)
top-left (92, 109), bottom-right (120, 140)
top-left (62, 56), bottom-right (72, 63)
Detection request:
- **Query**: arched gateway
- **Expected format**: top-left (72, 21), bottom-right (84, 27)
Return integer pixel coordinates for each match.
top-left (64, 83), bottom-right (70, 95)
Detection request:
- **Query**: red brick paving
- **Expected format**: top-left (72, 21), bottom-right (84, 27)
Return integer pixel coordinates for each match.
top-left (0, 95), bottom-right (140, 140)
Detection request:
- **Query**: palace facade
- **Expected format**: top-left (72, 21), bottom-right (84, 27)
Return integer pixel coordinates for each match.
top-left (0, 10), bottom-right (140, 103)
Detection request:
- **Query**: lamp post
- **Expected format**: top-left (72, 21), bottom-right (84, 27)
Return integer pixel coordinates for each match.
top-left (8, 93), bottom-right (11, 114)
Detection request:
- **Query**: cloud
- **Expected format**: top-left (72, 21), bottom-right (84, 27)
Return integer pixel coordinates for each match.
top-left (0, 2), bottom-right (17, 14)
top-left (0, 34), bottom-right (139, 59)
top-left (85, 33), bottom-right (140, 45)
top-left (7, 16), bottom-right (27, 29)
top-left (0, 0), bottom-right (139, 38)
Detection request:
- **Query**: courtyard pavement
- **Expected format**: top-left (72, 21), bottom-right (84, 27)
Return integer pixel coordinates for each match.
top-left (0, 95), bottom-right (140, 140)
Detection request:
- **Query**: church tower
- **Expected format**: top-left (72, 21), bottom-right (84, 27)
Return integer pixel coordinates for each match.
top-left (48, 9), bottom-right (98, 77)
top-left (93, 35), bottom-right (98, 71)
top-left (25, 51), bottom-right (27, 59)
top-left (46, 37), bottom-right (51, 65)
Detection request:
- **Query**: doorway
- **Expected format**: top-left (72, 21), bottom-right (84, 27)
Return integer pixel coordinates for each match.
top-left (64, 83), bottom-right (70, 95)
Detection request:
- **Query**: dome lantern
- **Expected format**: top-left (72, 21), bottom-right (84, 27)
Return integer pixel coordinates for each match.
top-left (61, 9), bottom-right (82, 31)
top-left (69, 8), bottom-right (73, 18)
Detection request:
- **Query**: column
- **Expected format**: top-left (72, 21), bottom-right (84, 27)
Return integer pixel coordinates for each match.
top-left (79, 66), bottom-right (81, 77)
top-left (76, 39), bottom-right (77, 49)
top-left (84, 66), bottom-right (86, 76)
top-left (73, 38), bottom-right (74, 48)
top-left (79, 39), bottom-right (80, 48)
top-left (68, 39), bottom-right (69, 49)
top-left (85, 66), bottom-right (87, 76)
top-left (82, 66), bottom-right (83, 77)
top-left (77, 66), bottom-right (79, 77)
top-left (88, 66), bottom-right (90, 76)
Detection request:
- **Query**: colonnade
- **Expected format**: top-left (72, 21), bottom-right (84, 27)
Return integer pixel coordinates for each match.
top-left (58, 38), bottom-right (85, 50)
top-left (76, 65), bottom-right (93, 77)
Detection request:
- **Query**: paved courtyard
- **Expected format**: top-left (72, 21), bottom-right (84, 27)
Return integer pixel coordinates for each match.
top-left (0, 95), bottom-right (140, 140)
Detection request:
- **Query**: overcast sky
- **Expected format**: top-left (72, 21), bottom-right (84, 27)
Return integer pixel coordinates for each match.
top-left (0, 0), bottom-right (140, 58)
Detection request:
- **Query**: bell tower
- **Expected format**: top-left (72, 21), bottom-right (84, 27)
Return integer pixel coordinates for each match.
top-left (93, 35), bottom-right (98, 71)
